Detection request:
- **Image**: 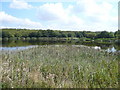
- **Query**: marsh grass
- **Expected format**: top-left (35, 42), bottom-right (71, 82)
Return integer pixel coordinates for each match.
top-left (1, 45), bottom-right (118, 88)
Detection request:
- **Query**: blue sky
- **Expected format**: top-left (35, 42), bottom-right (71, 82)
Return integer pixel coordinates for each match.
top-left (0, 0), bottom-right (119, 31)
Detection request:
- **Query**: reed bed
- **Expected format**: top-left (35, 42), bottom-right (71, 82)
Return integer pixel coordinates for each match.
top-left (1, 45), bottom-right (118, 88)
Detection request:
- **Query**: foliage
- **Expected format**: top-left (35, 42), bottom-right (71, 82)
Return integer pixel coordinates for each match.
top-left (1, 28), bottom-right (117, 39)
top-left (1, 45), bottom-right (118, 88)
top-left (114, 30), bottom-right (120, 39)
top-left (95, 31), bottom-right (114, 38)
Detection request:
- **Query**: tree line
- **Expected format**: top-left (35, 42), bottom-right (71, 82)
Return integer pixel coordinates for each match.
top-left (1, 28), bottom-right (120, 39)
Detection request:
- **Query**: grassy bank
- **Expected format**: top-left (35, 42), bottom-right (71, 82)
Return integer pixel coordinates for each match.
top-left (1, 45), bottom-right (118, 88)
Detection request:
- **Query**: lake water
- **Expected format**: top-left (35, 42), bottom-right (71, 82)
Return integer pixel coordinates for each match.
top-left (1, 39), bottom-right (120, 53)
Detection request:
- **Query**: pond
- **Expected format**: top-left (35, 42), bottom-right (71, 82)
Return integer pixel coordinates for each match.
top-left (1, 39), bottom-right (120, 53)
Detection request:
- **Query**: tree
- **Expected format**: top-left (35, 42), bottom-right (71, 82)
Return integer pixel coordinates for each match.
top-left (29, 32), bottom-right (37, 37)
top-left (2, 31), bottom-right (13, 38)
top-left (96, 31), bottom-right (113, 38)
top-left (82, 31), bottom-right (87, 37)
top-left (86, 33), bottom-right (96, 39)
top-left (67, 33), bottom-right (75, 37)
top-left (37, 31), bottom-right (42, 37)
top-left (14, 33), bottom-right (22, 37)
top-left (115, 30), bottom-right (120, 39)
top-left (75, 32), bottom-right (83, 38)
top-left (0, 31), bottom-right (2, 38)
top-left (60, 32), bottom-right (67, 37)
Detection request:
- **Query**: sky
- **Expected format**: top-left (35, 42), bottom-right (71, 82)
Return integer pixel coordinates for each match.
top-left (0, 0), bottom-right (119, 31)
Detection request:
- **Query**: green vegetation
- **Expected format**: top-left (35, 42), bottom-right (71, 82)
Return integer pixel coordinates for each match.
top-left (1, 45), bottom-right (118, 88)
top-left (1, 28), bottom-right (120, 46)
top-left (114, 30), bottom-right (120, 39)
top-left (1, 28), bottom-right (119, 40)
top-left (1, 28), bottom-right (119, 88)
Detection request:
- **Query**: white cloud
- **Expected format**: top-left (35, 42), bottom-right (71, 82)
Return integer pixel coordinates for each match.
top-left (1, 0), bottom-right (118, 31)
top-left (37, 3), bottom-right (83, 26)
top-left (36, 1), bottom-right (117, 31)
top-left (10, 0), bottom-right (33, 9)
top-left (37, 3), bottom-right (66, 21)
top-left (0, 11), bottom-right (43, 29)
top-left (74, 0), bottom-right (118, 31)
top-left (70, 0), bottom-right (115, 23)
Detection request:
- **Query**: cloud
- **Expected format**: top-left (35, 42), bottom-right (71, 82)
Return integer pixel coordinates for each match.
top-left (37, 3), bottom-right (83, 26)
top-left (36, 1), bottom-right (117, 31)
top-left (0, 11), bottom-right (43, 29)
top-left (10, 0), bottom-right (33, 9)
top-left (70, 0), bottom-right (115, 23)
top-left (1, 0), bottom-right (118, 31)
top-left (37, 3), bottom-right (65, 21)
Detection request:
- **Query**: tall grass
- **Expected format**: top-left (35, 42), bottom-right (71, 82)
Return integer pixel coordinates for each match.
top-left (1, 45), bottom-right (118, 88)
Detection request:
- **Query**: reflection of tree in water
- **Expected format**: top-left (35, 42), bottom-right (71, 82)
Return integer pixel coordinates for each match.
top-left (2, 40), bottom-right (31, 47)
top-left (99, 44), bottom-right (111, 49)
top-left (2, 39), bottom-right (120, 51)
top-left (114, 44), bottom-right (120, 51)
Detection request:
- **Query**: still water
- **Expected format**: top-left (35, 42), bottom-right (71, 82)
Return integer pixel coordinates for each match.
top-left (1, 39), bottom-right (120, 52)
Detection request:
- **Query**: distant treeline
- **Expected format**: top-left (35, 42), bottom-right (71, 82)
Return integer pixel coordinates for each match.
top-left (1, 28), bottom-right (120, 39)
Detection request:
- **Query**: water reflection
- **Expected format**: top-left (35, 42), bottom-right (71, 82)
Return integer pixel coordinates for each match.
top-left (1, 45), bottom-right (38, 51)
top-left (1, 39), bottom-right (120, 52)
top-left (106, 47), bottom-right (117, 53)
